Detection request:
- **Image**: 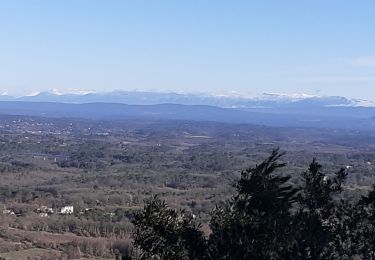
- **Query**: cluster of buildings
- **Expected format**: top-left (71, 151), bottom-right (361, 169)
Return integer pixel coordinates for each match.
top-left (36, 205), bottom-right (74, 217)
top-left (2, 207), bottom-right (15, 216)
top-left (2, 205), bottom-right (74, 218)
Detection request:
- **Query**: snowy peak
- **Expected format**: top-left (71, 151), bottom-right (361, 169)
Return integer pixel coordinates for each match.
top-left (0, 90), bottom-right (374, 108)
top-left (259, 92), bottom-right (318, 101)
top-left (347, 98), bottom-right (375, 107)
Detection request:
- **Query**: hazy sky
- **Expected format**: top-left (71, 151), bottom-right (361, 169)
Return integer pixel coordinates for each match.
top-left (1, 1), bottom-right (375, 99)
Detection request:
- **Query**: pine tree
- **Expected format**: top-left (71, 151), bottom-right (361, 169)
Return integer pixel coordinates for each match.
top-left (353, 185), bottom-right (375, 259)
top-left (132, 196), bottom-right (208, 260)
top-left (294, 159), bottom-right (347, 259)
top-left (208, 149), bottom-right (298, 260)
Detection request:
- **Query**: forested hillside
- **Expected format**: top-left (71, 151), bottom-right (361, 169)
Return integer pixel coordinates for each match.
top-left (132, 150), bottom-right (375, 259)
top-left (0, 116), bottom-right (375, 259)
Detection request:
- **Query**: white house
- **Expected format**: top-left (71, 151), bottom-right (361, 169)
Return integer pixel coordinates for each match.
top-left (3, 209), bottom-right (15, 215)
top-left (60, 206), bottom-right (74, 214)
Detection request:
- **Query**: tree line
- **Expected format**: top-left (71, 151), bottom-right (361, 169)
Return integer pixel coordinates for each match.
top-left (131, 149), bottom-right (375, 260)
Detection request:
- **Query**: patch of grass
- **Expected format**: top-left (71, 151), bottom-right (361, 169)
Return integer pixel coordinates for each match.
top-left (0, 248), bottom-right (61, 260)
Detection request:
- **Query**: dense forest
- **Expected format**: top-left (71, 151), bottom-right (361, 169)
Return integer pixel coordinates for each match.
top-left (132, 149), bottom-right (375, 260)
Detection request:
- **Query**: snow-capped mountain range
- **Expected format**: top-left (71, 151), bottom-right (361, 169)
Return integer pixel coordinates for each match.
top-left (0, 90), bottom-right (374, 130)
top-left (1, 90), bottom-right (374, 108)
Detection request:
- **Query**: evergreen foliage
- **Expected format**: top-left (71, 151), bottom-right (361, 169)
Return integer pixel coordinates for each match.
top-left (294, 159), bottom-right (347, 259)
top-left (132, 196), bottom-right (207, 260)
top-left (209, 149), bottom-right (298, 259)
top-left (132, 149), bottom-right (375, 260)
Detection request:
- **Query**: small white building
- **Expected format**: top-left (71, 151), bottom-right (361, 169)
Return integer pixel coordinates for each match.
top-left (60, 206), bottom-right (74, 215)
top-left (37, 206), bottom-right (54, 214)
top-left (3, 209), bottom-right (15, 215)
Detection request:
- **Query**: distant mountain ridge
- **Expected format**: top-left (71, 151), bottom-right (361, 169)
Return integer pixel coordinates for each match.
top-left (0, 100), bottom-right (373, 131)
top-left (0, 101), bottom-right (372, 130)
top-left (0, 91), bottom-right (374, 130)
top-left (2, 90), bottom-right (374, 109)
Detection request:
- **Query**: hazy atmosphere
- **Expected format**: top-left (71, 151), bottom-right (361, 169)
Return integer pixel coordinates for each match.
top-left (2, 2), bottom-right (375, 260)
top-left (1, 1), bottom-right (375, 99)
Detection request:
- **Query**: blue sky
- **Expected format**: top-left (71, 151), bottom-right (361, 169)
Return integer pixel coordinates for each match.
top-left (0, 1), bottom-right (375, 99)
